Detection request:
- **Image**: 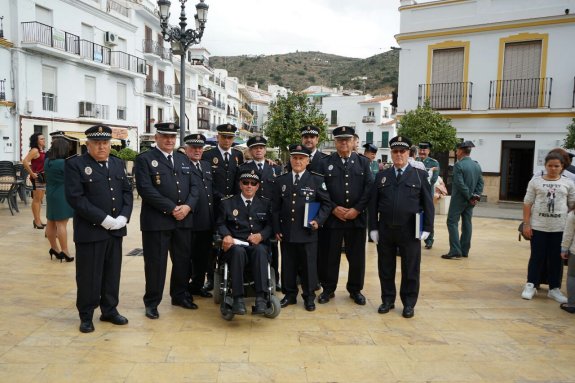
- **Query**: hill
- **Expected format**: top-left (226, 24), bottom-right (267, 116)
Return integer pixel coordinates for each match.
top-left (209, 50), bottom-right (399, 95)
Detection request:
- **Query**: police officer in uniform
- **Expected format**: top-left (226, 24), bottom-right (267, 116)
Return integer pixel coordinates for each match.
top-left (201, 123), bottom-right (244, 291)
top-left (65, 125), bottom-right (133, 333)
top-left (272, 144), bottom-right (332, 311)
top-left (417, 141), bottom-right (440, 249)
top-left (318, 126), bottom-right (374, 305)
top-left (363, 143), bottom-right (380, 177)
top-left (300, 125), bottom-right (329, 172)
top-left (183, 133), bottom-right (214, 298)
top-left (216, 169), bottom-right (273, 315)
top-left (135, 123), bottom-right (200, 319)
top-left (442, 141), bottom-right (484, 260)
top-left (368, 136), bottom-right (434, 318)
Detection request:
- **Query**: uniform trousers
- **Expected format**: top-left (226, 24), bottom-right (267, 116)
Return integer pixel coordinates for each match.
top-left (75, 237), bottom-right (123, 321)
top-left (222, 244), bottom-right (269, 297)
top-left (528, 230), bottom-right (563, 289)
top-left (270, 242), bottom-right (280, 285)
top-left (143, 228), bottom-right (191, 308)
top-left (281, 241), bottom-right (317, 299)
top-left (447, 199), bottom-right (474, 256)
top-left (319, 228), bottom-right (366, 294)
top-left (189, 229), bottom-right (213, 293)
top-left (377, 224), bottom-right (421, 307)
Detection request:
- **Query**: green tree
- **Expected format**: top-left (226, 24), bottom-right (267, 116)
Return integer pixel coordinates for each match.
top-left (396, 100), bottom-right (459, 153)
top-left (264, 92), bottom-right (327, 160)
top-left (563, 118), bottom-right (575, 149)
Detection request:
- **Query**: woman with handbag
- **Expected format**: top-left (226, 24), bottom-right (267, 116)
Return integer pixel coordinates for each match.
top-left (23, 132), bottom-right (47, 229)
top-left (522, 152), bottom-right (575, 302)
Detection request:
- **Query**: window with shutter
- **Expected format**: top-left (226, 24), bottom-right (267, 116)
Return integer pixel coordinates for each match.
top-left (381, 131), bottom-right (389, 148)
top-left (42, 66), bottom-right (56, 111)
top-left (501, 40), bottom-right (542, 108)
top-left (431, 48), bottom-right (464, 109)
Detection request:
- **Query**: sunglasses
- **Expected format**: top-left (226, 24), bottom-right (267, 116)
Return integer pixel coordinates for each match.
top-left (241, 180), bottom-right (258, 186)
top-left (391, 149), bottom-right (407, 154)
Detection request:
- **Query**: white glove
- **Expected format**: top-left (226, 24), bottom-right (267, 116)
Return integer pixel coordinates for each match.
top-left (101, 215), bottom-right (116, 230)
top-left (369, 230), bottom-right (379, 244)
top-left (420, 231), bottom-right (430, 241)
top-left (110, 216), bottom-right (127, 230)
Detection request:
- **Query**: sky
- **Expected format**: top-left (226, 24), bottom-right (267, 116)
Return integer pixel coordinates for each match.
top-left (168, 0), bottom-right (400, 59)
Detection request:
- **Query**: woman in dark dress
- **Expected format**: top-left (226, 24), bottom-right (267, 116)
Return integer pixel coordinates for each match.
top-left (23, 132), bottom-right (47, 229)
top-left (45, 139), bottom-right (74, 262)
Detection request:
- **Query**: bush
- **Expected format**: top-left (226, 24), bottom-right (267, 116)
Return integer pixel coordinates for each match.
top-left (116, 147), bottom-right (138, 161)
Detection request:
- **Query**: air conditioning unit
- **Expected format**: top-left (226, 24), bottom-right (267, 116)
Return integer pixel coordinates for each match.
top-left (105, 31), bottom-right (117, 45)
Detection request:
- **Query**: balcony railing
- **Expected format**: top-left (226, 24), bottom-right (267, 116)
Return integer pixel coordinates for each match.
top-left (117, 106), bottom-right (126, 120)
top-left (107, 0), bottom-right (129, 17)
top-left (80, 40), bottom-right (110, 64)
top-left (79, 101), bottom-right (109, 119)
top-left (0, 79), bottom-right (5, 101)
top-left (418, 82), bottom-right (473, 110)
top-left (22, 21), bottom-right (79, 55)
top-left (111, 51), bottom-right (146, 74)
top-left (489, 77), bottom-right (552, 109)
top-left (198, 120), bottom-right (210, 130)
top-left (42, 93), bottom-right (57, 112)
top-left (174, 85), bottom-right (195, 100)
top-left (362, 116), bottom-right (376, 123)
top-left (145, 79), bottom-right (172, 97)
top-left (240, 102), bottom-right (254, 115)
top-left (142, 40), bottom-right (171, 61)
top-left (227, 109), bottom-right (238, 117)
top-left (198, 85), bottom-right (212, 99)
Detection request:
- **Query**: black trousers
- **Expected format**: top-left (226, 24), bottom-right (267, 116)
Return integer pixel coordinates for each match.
top-left (142, 228), bottom-right (191, 308)
top-left (319, 227), bottom-right (366, 294)
top-left (222, 244), bottom-right (269, 297)
top-left (189, 229), bottom-right (213, 293)
top-left (377, 224), bottom-right (421, 307)
top-left (281, 241), bottom-right (317, 299)
top-left (271, 241), bottom-right (280, 284)
top-left (528, 230), bottom-right (563, 289)
top-left (75, 237), bottom-right (123, 321)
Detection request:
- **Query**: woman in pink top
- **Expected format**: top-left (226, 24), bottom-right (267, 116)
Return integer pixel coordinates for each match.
top-left (23, 132), bottom-right (47, 229)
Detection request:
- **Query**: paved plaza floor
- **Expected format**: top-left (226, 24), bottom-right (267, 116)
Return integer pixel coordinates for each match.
top-left (0, 198), bottom-right (574, 382)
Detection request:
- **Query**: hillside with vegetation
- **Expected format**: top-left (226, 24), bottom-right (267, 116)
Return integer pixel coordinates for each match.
top-left (210, 50), bottom-right (399, 95)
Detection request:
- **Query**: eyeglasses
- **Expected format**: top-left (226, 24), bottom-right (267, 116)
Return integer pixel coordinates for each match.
top-left (241, 180), bottom-right (258, 186)
top-left (391, 149), bottom-right (407, 154)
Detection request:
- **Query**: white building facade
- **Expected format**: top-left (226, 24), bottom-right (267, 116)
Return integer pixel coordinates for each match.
top-left (396, 0), bottom-right (575, 202)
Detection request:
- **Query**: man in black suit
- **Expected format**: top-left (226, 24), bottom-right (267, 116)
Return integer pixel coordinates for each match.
top-left (216, 169), bottom-right (273, 315)
top-left (65, 125), bottom-right (133, 333)
top-left (317, 126), bottom-right (374, 305)
top-left (272, 144), bottom-right (332, 311)
top-left (135, 123), bottom-right (200, 319)
top-left (183, 133), bottom-right (214, 299)
top-left (368, 136), bottom-right (434, 318)
top-left (201, 124), bottom-right (244, 291)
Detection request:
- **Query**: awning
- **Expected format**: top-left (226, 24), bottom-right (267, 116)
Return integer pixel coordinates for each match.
top-left (63, 131), bottom-right (123, 145)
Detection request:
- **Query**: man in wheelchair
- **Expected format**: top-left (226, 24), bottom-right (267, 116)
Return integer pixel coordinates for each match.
top-left (216, 169), bottom-right (273, 315)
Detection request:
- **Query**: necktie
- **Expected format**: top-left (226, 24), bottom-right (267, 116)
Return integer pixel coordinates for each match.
top-left (396, 168), bottom-right (402, 181)
top-left (343, 157), bottom-right (349, 170)
top-left (195, 162), bottom-right (201, 171)
top-left (246, 199), bottom-right (251, 211)
top-left (294, 173), bottom-right (300, 186)
top-left (97, 161), bottom-right (107, 168)
top-left (258, 163), bottom-right (263, 172)
top-left (224, 152), bottom-right (229, 165)
top-left (167, 154), bottom-right (173, 168)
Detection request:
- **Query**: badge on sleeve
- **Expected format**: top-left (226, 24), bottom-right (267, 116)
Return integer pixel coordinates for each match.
top-left (155, 174), bottom-right (161, 185)
top-left (321, 182), bottom-right (326, 190)
top-left (328, 164), bottom-right (333, 171)
top-left (382, 177), bottom-right (386, 184)
top-left (151, 160), bottom-right (158, 168)
top-left (232, 209), bottom-right (238, 216)
top-left (282, 184), bottom-right (286, 192)
top-left (213, 157), bottom-right (218, 165)
top-left (84, 166), bottom-right (92, 175)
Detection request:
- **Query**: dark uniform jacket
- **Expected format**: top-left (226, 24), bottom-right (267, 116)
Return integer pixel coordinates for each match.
top-left (201, 146), bottom-right (244, 200)
top-left (368, 164), bottom-right (434, 232)
top-left (309, 150), bottom-right (329, 173)
top-left (65, 153), bottom-right (133, 243)
top-left (135, 147), bottom-right (199, 231)
top-left (238, 160), bottom-right (282, 200)
top-left (319, 152), bottom-right (374, 229)
top-left (190, 159), bottom-right (214, 231)
top-left (272, 171), bottom-right (332, 243)
top-left (451, 156), bottom-right (484, 204)
top-left (216, 194), bottom-right (273, 243)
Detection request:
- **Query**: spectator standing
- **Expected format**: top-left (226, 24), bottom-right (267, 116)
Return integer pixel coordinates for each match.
top-left (23, 132), bottom-right (47, 229)
top-left (417, 141), bottom-right (440, 249)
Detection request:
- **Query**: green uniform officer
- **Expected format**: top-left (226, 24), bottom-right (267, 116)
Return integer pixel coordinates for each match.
top-left (442, 141), bottom-right (484, 260)
top-left (417, 142), bottom-right (440, 249)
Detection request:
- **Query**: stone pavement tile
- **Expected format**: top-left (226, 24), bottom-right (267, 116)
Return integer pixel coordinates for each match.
top-left (387, 360), bottom-right (484, 382)
top-left (305, 361), bottom-right (395, 383)
top-left (249, 345), bottom-right (328, 363)
top-left (167, 345), bottom-right (249, 363)
top-left (369, 328), bottom-right (447, 346)
top-left (224, 330), bottom-right (300, 346)
top-left (440, 330), bottom-right (519, 346)
top-left (299, 330), bottom-right (375, 346)
top-left (77, 343), bottom-right (171, 364)
top-left (0, 363), bottom-right (46, 382)
top-left (149, 330), bottom-right (227, 347)
top-left (126, 362), bottom-right (219, 383)
top-left (400, 344), bottom-right (490, 362)
top-left (326, 344), bottom-right (409, 363)
top-left (469, 360), bottom-right (570, 382)
top-left (0, 345), bottom-right (92, 364)
top-left (30, 363), bottom-right (133, 383)
top-left (217, 362), bottom-right (307, 383)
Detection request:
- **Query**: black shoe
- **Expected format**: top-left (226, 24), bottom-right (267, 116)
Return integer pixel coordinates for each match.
top-left (441, 253), bottom-right (462, 260)
top-left (79, 320), bottom-right (94, 333)
top-left (318, 291), bottom-right (334, 304)
top-left (462, 254), bottom-right (468, 258)
top-left (349, 292), bottom-right (366, 305)
top-left (172, 298), bottom-right (198, 310)
top-left (99, 313), bottom-right (128, 325)
top-left (377, 302), bottom-right (395, 314)
top-left (402, 306), bottom-right (415, 318)
top-left (145, 306), bottom-right (159, 319)
top-left (252, 297), bottom-right (266, 315)
top-left (232, 297), bottom-right (246, 315)
top-left (203, 280), bottom-right (214, 291)
top-left (191, 287), bottom-right (213, 298)
top-left (280, 296), bottom-right (297, 308)
top-left (304, 297), bottom-right (316, 312)
top-left (424, 243), bottom-right (433, 249)
top-left (275, 282), bottom-right (282, 292)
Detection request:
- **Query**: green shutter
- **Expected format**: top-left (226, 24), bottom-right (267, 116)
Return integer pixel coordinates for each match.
top-left (381, 132), bottom-right (389, 148)
top-left (366, 132), bottom-right (373, 144)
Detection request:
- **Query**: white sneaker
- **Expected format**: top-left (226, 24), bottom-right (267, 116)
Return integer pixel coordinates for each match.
top-left (547, 288), bottom-right (568, 303)
top-left (521, 283), bottom-right (537, 300)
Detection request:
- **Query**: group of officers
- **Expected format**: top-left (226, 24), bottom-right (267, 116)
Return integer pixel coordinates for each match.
top-left (65, 121), bottom-right (440, 334)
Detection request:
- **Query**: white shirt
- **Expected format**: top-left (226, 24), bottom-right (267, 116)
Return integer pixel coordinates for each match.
top-left (241, 194), bottom-right (253, 207)
top-left (218, 145), bottom-right (231, 159)
top-left (157, 148), bottom-right (174, 164)
top-left (408, 157), bottom-right (426, 170)
top-left (293, 170), bottom-right (306, 184)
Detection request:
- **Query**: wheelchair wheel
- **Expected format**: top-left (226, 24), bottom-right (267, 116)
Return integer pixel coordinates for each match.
top-left (264, 295), bottom-right (281, 319)
top-left (213, 270), bottom-right (222, 304)
top-left (270, 271), bottom-right (277, 293)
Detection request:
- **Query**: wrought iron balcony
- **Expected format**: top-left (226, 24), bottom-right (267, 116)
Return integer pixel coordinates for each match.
top-left (489, 77), bottom-right (552, 109)
top-left (142, 40), bottom-right (172, 61)
top-left (418, 82), bottom-right (473, 110)
top-left (80, 40), bottom-right (110, 64)
top-left (22, 21), bottom-right (79, 55)
top-left (107, 0), bottom-right (129, 17)
top-left (240, 102), bottom-right (254, 115)
top-left (111, 51), bottom-right (146, 74)
top-left (145, 79), bottom-right (172, 97)
top-left (0, 79), bottom-right (5, 101)
top-left (79, 101), bottom-right (109, 119)
top-left (175, 85), bottom-right (195, 100)
top-left (362, 116), bottom-right (376, 123)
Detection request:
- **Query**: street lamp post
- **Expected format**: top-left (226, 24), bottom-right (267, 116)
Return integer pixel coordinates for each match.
top-left (157, 0), bottom-right (209, 145)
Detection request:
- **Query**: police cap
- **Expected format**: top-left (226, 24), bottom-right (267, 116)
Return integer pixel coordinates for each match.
top-left (289, 144), bottom-right (311, 156)
top-left (300, 125), bottom-right (320, 136)
top-left (362, 143), bottom-right (378, 153)
top-left (155, 122), bottom-right (178, 135)
top-left (247, 135), bottom-right (267, 148)
top-left (238, 169), bottom-right (261, 183)
top-left (332, 126), bottom-right (355, 139)
top-left (85, 125), bottom-right (112, 141)
top-left (184, 133), bottom-right (206, 147)
top-left (216, 123), bottom-right (237, 136)
top-left (389, 136), bottom-right (412, 149)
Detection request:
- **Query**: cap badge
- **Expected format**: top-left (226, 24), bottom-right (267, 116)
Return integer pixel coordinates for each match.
top-left (342, 127), bottom-right (346, 132)
top-left (398, 137), bottom-right (402, 142)
top-left (98, 127), bottom-right (103, 133)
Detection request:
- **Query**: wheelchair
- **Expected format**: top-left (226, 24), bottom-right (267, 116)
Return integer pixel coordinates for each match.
top-left (212, 235), bottom-right (281, 321)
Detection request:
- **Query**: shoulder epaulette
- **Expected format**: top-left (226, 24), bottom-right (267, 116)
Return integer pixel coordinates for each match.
top-left (65, 154), bottom-right (80, 160)
top-left (221, 195), bottom-right (234, 200)
top-left (311, 171), bottom-right (324, 177)
top-left (203, 146), bottom-right (214, 151)
top-left (232, 147), bottom-right (243, 152)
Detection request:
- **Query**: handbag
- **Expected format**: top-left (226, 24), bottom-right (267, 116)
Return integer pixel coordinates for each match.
top-left (518, 222), bottom-right (530, 241)
top-left (36, 172), bottom-right (46, 184)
